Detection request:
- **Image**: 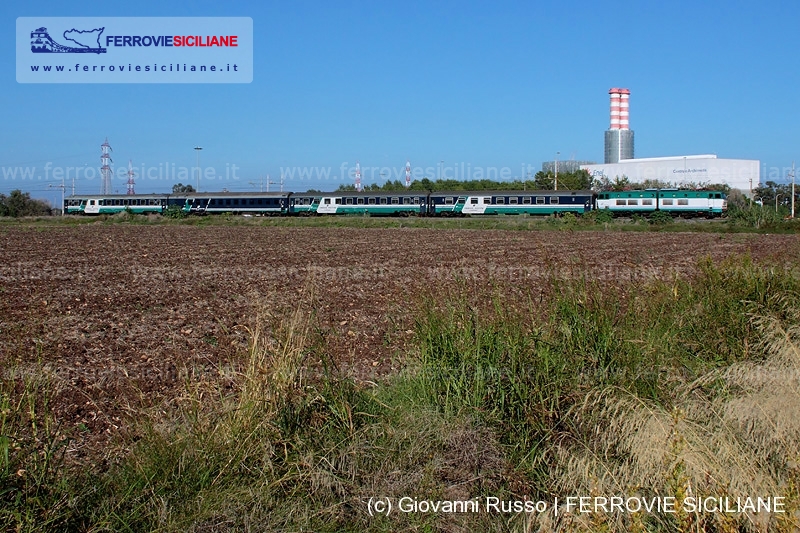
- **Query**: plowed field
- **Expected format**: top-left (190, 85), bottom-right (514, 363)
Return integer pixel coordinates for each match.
top-left (1, 225), bottom-right (798, 460)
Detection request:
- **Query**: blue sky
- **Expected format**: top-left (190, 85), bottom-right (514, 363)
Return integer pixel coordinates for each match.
top-left (3, 1), bottom-right (799, 204)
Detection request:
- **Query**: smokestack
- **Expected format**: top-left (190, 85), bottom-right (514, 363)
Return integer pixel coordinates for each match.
top-left (618, 88), bottom-right (630, 130)
top-left (609, 88), bottom-right (621, 129)
top-left (608, 87), bottom-right (631, 129)
top-left (604, 87), bottom-right (634, 163)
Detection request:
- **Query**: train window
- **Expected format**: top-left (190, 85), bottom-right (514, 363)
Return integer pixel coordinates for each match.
top-left (628, 199), bottom-right (638, 205)
top-left (414, 197), bottom-right (420, 204)
top-left (391, 197), bottom-right (399, 205)
top-left (471, 197), bottom-right (478, 205)
top-left (616, 199), bottom-right (626, 206)
top-left (402, 197), bottom-right (409, 204)
top-left (662, 199), bottom-right (673, 205)
top-left (715, 193), bottom-right (722, 199)
top-left (368, 197), bottom-right (376, 204)
top-left (89, 200), bottom-right (95, 206)
top-left (497, 197), bottom-right (505, 204)
top-left (523, 197), bottom-right (531, 204)
top-left (642, 199), bottom-right (653, 205)
top-left (483, 197), bottom-right (491, 204)
top-left (445, 197), bottom-right (454, 205)
top-left (550, 197), bottom-right (559, 204)
top-left (381, 197), bottom-right (387, 204)
top-left (536, 197), bottom-right (544, 204)
top-left (335, 198), bottom-right (342, 204)
top-left (678, 199), bottom-right (689, 205)
top-left (509, 197), bottom-right (518, 204)
top-left (346, 198), bottom-right (353, 205)
top-left (357, 198), bottom-right (364, 205)
top-left (324, 198), bottom-right (330, 205)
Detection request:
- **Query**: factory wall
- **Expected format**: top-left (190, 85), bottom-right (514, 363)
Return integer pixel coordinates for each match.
top-left (581, 156), bottom-right (759, 192)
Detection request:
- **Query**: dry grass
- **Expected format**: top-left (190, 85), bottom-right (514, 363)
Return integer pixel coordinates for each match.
top-left (535, 297), bottom-right (800, 532)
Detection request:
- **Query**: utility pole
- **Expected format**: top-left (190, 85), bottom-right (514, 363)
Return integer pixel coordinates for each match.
top-left (49, 178), bottom-right (65, 216)
top-left (194, 146), bottom-right (203, 191)
top-left (249, 177), bottom-right (264, 192)
top-left (555, 151), bottom-right (559, 191)
top-left (792, 161), bottom-right (794, 218)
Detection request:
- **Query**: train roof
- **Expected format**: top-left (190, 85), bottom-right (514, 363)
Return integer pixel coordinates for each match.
top-left (313, 190), bottom-right (429, 197)
top-left (179, 191), bottom-right (290, 198)
top-left (66, 191), bottom-right (290, 199)
top-left (67, 193), bottom-right (170, 199)
top-left (433, 189), bottom-right (596, 196)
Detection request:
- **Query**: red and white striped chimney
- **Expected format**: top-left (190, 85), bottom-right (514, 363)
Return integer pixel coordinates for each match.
top-left (618, 88), bottom-right (630, 130)
top-left (609, 88), bottom-right (621, 129)
top-left (609, 88), bottom-right (630, 130)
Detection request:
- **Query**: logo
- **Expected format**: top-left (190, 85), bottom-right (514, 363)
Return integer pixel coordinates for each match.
top-left (31, 26), bottom-right (107, 54)
top-left (19, 17), bottom-right (253, 84)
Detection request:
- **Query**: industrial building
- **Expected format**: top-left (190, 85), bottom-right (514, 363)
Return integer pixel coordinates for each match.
top-left (582, 155), bottom-right (759, 193)
top-left (541, 160), bottom-right (595, 173)
top-left (580, 88), bottom-right (759, 192)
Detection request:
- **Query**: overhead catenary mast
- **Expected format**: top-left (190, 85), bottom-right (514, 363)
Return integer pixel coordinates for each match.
top-left (100, 137), bottom-right (113, 194)
top-left (125, 160), bottom-right (136, 195)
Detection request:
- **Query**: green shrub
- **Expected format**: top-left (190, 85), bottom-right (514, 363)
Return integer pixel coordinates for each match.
top-left (649, 210), bottom-right (673, 225)
top-left (163, 205), bottom-right (186, 219)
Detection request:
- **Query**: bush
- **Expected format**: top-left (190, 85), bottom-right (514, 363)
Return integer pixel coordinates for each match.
top-left (649, 210), bottom-right (673, 225)
top-left (163, 205), bottom-right (186, 219)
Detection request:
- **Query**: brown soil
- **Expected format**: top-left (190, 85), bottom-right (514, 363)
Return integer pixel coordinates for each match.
top-left (1, 225), bottom-right (798, 462)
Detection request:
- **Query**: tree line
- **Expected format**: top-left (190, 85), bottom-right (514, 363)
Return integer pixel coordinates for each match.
top-left (0, 190), bottom-right (52, 217)
top-left (335, 170), bottom-right (596, 192)
top-left (333, 170), bottom-right (735, 193)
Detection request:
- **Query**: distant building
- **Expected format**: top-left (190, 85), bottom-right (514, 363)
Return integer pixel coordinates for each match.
top-left (541, 160), bottom-right (595, 174)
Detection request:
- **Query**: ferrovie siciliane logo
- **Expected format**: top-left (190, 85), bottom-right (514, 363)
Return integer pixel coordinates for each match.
top-left (17, 17), bottom-right (253, 83)
top-left (31, 26), bottom-right (107, 54)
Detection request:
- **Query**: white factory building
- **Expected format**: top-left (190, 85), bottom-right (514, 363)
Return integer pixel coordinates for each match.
top-left (581, 155), bottom-right (759, 193)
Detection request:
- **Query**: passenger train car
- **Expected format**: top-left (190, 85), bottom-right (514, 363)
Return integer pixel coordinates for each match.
top-left (64, 188), bottom-right (727, 218)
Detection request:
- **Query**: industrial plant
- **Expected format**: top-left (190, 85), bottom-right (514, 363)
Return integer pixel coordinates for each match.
top-left (580, 88), bottom-right (760, 193)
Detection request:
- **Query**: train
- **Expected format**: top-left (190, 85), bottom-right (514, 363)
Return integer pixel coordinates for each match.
top-left (63, 189), bottom-right (727, 217)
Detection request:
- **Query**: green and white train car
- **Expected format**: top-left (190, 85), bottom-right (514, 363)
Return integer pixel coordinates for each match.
top-left (67, 194), bottom-right (175, 215)
top-left (453, 190), bottom-right (594, 216)
top-left (312, 191), bottom-right (428, 216)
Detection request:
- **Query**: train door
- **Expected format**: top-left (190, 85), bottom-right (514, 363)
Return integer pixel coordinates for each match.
top-left (85, 199), bottom-right (100, 214)
top-left (317, 197), bottom-right (340, 214)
